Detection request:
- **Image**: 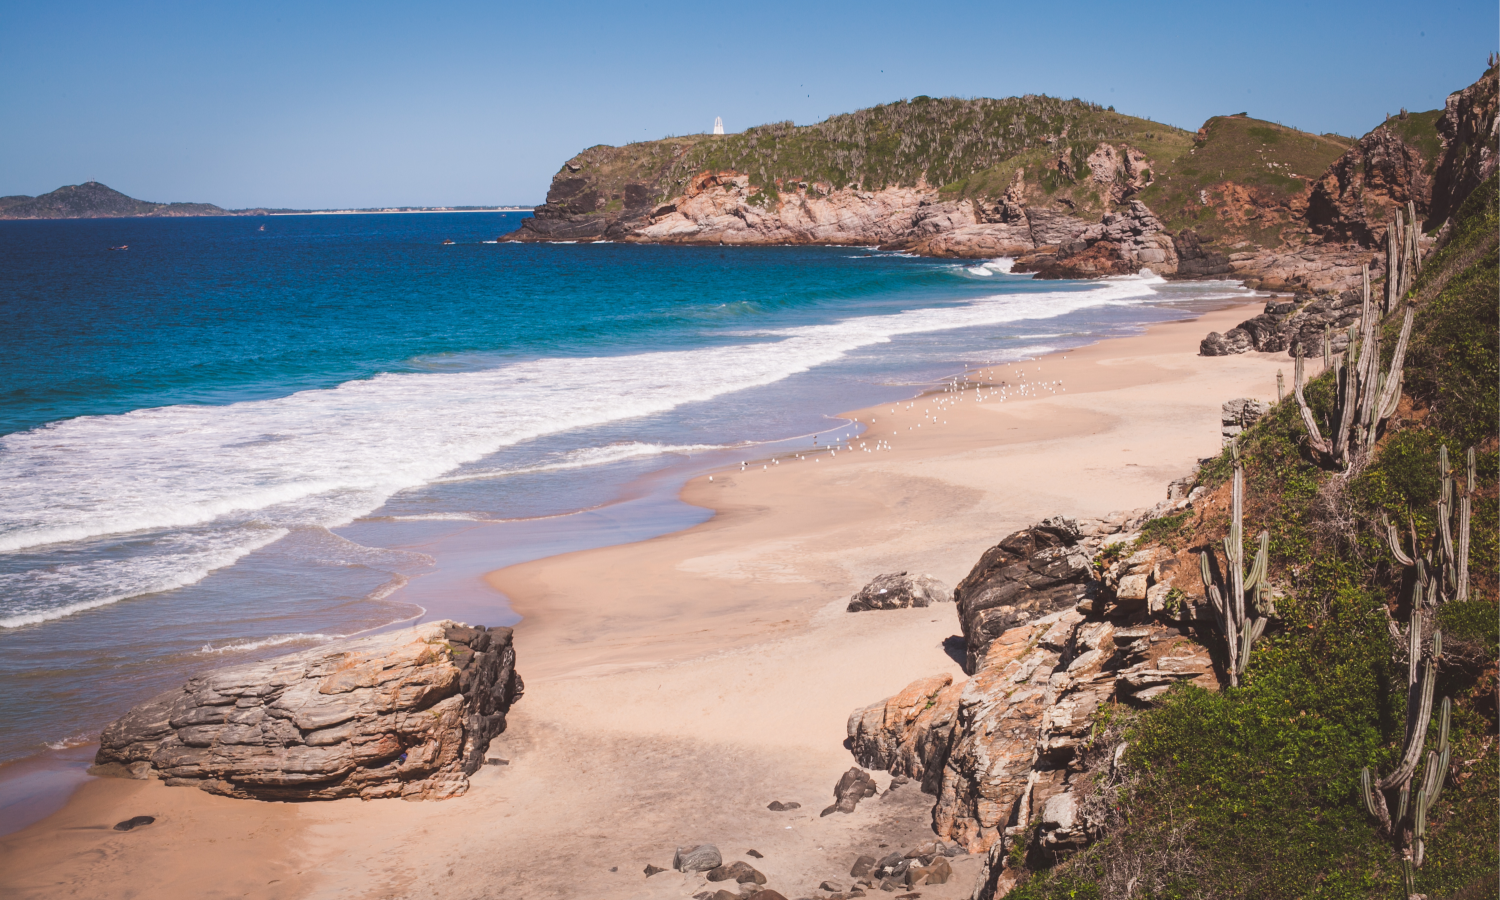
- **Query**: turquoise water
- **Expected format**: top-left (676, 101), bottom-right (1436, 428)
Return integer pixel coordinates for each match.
top-left (0, 211), bottom-right (1251, 768)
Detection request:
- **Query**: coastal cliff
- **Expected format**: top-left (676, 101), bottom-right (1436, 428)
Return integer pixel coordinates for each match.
top-left (503, 87), bottom-right (1467, 292)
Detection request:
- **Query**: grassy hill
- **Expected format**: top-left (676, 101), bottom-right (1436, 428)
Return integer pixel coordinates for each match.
top-left (555, 97), bottom-right (1389, 250)
top-left (1140, 115), bottom-right (1355, 247)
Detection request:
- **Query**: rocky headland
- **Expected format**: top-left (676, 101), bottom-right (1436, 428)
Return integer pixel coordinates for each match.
top-left (90, 620), bottom-right (522, 801)
top-left (501, 68), bottom-right (1496, 297)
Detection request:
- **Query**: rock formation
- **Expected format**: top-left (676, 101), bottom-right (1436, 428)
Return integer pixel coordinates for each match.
top-left (951, 517), bottom-right (1098, 673)
top-left (1307, 120), bottom-right (1434, 245)
top-left (1199, 286), bottom-right (1375, 358)
top-left (90, 621), bottom-right (522, 801)
top-left (846, 572), bottom-right (953, 611)
top-left (1428, 65), bottom-right (1499, 228)
top-left (845, 491), bottom-right (1226, 893)
top-left (1012, 201), bottom-right (1178, 278)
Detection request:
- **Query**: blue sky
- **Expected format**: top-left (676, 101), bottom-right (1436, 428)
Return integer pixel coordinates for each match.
top-left (1, 1), bottom-right (1495, 209)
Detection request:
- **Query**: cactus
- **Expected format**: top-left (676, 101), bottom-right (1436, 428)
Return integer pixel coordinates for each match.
top-left (1360, 445), bottom-right (1460, 871)
top-left (1378, 446), bottom-right (1475, 607)
top-left (1276, 369), bottom-right (1285, 403)
top-left (1358, 616), bottom-right (1451, 868)
top-left (1293, 265), bottom-right (1414, 469)
top-left (1198, 448), bottom-right (1274, 687)
top-left (1384, 202), bottom-right (1423, 315)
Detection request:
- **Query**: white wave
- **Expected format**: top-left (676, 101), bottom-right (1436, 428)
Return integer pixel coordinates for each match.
top-left (989, 257), bottom-right (1015, 274)
top-left (198, 632), bottom-right (338, 655)
top-left (0, 528), bottom-right (288, 628)
top-left (0, 275), bottom-right (1170, 624)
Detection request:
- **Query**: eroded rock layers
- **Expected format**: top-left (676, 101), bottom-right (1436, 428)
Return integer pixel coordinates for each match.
top-left (91, 621), bottom-right (522, 801)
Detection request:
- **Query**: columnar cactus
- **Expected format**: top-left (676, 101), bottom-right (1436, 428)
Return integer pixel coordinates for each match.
top-left (1199, 449), bottom-right (1274, 687)
top-left (1293, 266), bottom-right (1414, 469)
top-left (1379, 446), bottom-right (1475, 607)
top-left (1384, 201), bottom-right (1422, 315)
top-left (1359, 610), bottom-right (1450, 868)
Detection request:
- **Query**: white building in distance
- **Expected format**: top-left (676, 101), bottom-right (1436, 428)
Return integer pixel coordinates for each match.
top-left (713, 117), bottom-right (724, 135)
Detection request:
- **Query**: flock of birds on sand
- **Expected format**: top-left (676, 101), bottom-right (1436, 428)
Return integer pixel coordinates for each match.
top-left (723, 360), bottom-right (1069, 476)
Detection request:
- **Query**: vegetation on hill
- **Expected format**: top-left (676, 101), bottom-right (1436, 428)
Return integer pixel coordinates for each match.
top-left (1139, 115), bottom-right (1354, 247)
top-left (557, 97), bottom-right (1387, 250)
top-left (1005, 174), bottom-right (1498, 900)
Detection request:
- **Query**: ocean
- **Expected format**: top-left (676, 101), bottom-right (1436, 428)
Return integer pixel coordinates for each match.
top-left (0, 211), bottom-right (1254, 776)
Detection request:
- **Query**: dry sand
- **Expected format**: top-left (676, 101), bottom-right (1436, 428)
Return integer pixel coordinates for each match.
top-left (0, 302), bottom-right (1288, 900)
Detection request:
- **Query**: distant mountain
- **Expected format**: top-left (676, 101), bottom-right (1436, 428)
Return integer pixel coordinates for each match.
top-left (0, 182), bottom-right (229, 219)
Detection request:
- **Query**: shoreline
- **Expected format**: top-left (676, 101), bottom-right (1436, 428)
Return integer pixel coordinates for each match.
top-left (0, 298), bottom-right (1289, 900)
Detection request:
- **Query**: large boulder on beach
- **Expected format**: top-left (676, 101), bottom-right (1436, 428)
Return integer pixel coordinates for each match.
top-left (847, 572), bottom-right (952, 612)
top-left (90, 620), bottom-right (523, 801)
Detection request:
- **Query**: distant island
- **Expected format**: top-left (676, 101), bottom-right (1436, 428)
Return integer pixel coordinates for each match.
top-left (0, 181), bottom-right (535, 220)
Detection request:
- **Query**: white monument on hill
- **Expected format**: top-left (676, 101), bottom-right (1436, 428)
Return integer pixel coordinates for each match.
top-left (713, 116), bottom-right (724, 135)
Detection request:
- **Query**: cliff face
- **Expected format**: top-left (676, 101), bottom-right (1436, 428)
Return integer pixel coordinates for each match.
top-left (1306, 116), bottom-right (1437, 245)
top-left (0, 181), bottom-right (229, 219)
top-left (1428, 65), bottom-right (1499, 228)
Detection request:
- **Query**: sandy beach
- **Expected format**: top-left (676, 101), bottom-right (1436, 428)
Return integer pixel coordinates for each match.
top-left (0, 301), bottom-right (1289, 900)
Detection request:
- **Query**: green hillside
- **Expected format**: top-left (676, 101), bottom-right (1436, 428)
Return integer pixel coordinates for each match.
top-left (1140, 115), bottom-right (1355, 246)
top-left (1007, 174), bottom-right (1499, 900)
top-left (564, 95), bottom-right (1196, 213)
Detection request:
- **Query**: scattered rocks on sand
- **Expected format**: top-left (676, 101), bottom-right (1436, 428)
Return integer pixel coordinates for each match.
top-left (708, 862), bottom-right (767, 884)
top-left (846, 572), bottom-right (953, 612)
top-left (112, 815), bottom-right (155, 832)
top-left (820, 767), bottom-right (878, 816)
top-left (674, 844), bottom-right (724, 872)
top-left (90, 621), bottom-right (522, 801)
top-left (766, 800), bottom-right (800, 811)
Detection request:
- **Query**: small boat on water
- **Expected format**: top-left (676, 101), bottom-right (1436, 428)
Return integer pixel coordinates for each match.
top-left (109, 245), bottom-right (128, 251)
top-left (442, 239), bottom-right (455, 245)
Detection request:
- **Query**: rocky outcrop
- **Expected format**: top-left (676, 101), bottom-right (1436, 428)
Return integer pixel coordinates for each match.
top-left (847, 494), bottom-right (1226, 888)
top-left (1429, 65), bottom-right (1499, 228)
top-left (1226, 245), bottom-right (1378, 293)
top-left (822, 767), bottom-right (879, 816)
top-left (1199, 288), bottom-right (1368, 357)
top-left (847, 673), bottom-right (964, 791)
top-left (1220, 398), bottom-right (1271, 447)
top-left (1171, 229), bottom-right (1232, 278)
top-left (1307, 121), bottom-right (1434, 246)
top-left (952, 517), bottom-right (1098, 673)
top-left (1013, 201), bottom-right (1179, 278)
top-left (91, 621), bottom-right (522, 801)
top-left (847, 572), bottom-right (953, 611)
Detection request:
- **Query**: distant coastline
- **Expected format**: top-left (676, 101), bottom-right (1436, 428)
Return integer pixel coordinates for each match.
top-left (0, 181), bottom-right (536, 220)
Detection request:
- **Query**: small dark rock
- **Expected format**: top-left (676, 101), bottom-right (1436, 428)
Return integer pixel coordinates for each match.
top-left (113, 815), bottom-right (155, 832)
top-left (829, 767), bottom-right (878, 814)
top-left (609, 866), bottom-right (617, 872)
top-left (485, 758), bottom-right (509, 766)
top-left (767, 800), bottom-right (801, 811)
top-left (746, 892), bottom-right (788, 900)
top-left (746, 849), bottom-right (764, 858)
top-left (821, 881), bottom-right (845, 892)
top-left (645, 864), bottom-right (667, 877)
top-left (849, 854), bottom-right (877, 877)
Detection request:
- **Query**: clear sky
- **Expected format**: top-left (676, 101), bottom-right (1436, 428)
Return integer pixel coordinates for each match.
top-left (2, 0), bottom-right (1495, 209)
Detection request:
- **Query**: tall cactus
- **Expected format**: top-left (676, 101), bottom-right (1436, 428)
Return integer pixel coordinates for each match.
top-left (1384, 201), bottom-right (1423, 315)
top-left (1360, 608), bottom-right (1451, 869)
top-left (1199, 448), bottom-right (1274, 687)
top-left (1294, 265), bottom-right (1414, 469)
top-left (1379, 446), bottom-right (1475, 607)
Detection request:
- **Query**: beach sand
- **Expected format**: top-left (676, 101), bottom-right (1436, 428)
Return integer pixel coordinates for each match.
top-left (0, 301), bottom-right (1288, 900)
